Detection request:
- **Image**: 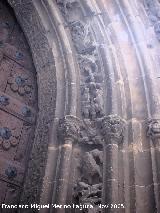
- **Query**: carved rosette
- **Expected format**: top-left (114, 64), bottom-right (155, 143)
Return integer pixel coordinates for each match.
top-left (58, 115), bottom-right (82, 143)
top-left (147, 119), bottom-right (160, 140)
top-left (101, 115), bottom-right (126, 144)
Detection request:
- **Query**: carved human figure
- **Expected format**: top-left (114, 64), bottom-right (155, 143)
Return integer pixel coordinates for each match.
top-left (70, 21), bottom-right (96, 54)
top-left (79, 55), bottom-right (98, 76)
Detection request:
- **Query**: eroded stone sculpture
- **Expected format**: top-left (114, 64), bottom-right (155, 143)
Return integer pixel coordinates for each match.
top-left (144, 0), bottom-right (160, 40)
top-left (101, 114), bottom-right (126, 142)
top-left (58, 115), bottom-right (82, 142)
top-left (147, 118), bottom-right (160, 140)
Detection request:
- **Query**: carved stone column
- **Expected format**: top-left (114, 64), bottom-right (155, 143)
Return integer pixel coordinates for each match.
top-left (101, 115), bottom-right (126, 212)
top-left (53, 115), bottom-right (81, 212)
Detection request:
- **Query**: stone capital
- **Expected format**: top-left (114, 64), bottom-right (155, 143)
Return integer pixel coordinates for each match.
top-left (58, 115), bottom-right (82, 143)
top-left (147, 118), bottom-right (160, 140)
top-left (101, 115), bottom-right (126, 144)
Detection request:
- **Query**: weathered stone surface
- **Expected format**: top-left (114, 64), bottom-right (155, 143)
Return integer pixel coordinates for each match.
top-left (147, 118), bottom-right (160, 140)
top-left (103, 145), bottom-right (119, 180)
top-left (101, 115), bottom-right (126, 144)
top-left (1, 0), bottom-right (160, 212)
top-left (135, 185), bottom-right (156, 213)
top-left (58, 115), bottom-right (82, 142)
top-left (134, 151), bottom-right (153, 186)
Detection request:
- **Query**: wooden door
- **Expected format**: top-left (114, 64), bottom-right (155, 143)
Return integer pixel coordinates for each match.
top-left (0, 0), bottom-right (38, 211)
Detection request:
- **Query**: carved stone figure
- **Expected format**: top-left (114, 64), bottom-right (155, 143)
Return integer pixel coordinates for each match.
top-left (101, 115), bottom-right (126, 143)
top-left (80, 149), bottom-right (103, 185)
top-left (78, 56), bottom-right (98, 76)
top-left (81, 101), bottom-right (91, 119)
top-left (74, 182), bottom-right (102, 211)
top-left (56, 0), bottom-right (78, 15)
top-left (81, 87), bottom-right (90, 102)
top-left (58, 115), bottom-right (82, 142)
top-left (147, 119), bottom-right (160, 139)
top-left (70, 21), bottom-right (96, 54)
top-left (154, 21), bottom-right (160, 40)
top-left (78, 119), bottom-right (103, 145)
top-left (143, 0), bottom-right (160, 40)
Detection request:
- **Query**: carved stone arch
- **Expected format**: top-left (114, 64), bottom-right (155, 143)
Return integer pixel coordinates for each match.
top-left (7, 0), bottom-right (80, 208)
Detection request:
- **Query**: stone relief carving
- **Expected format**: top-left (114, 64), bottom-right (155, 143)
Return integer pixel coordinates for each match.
top-left (56, 0), bottom-right (78, 15)
top-left (101, 115), bottom-right (126, 142)
top-left (56, 0), bottom-right (104, 123)
top-left (56, 0), bottom-right (104, 210)
top-left (79, 120), bottom-right (103, 145)
top-left (74, 149), bottom-right (103, 212)
top-left (79, 55), bottom-right (104, 121)
top-left (147, 118), bottom-right (160, 139)
top-left (80, 149), bottom-right (103, 184)
top-left (144, 0), bottom-right (160, 40)
top-left (74, 182), bottom-right (102, 212)
top-left (70, 21), bottom-right (96, 55)
top-left (58, 115), bottom-right (82, 142)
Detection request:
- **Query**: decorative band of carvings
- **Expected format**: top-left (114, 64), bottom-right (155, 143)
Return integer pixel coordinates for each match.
top-left (147, 118), bottom-right (160, 140)
top-left (58, 115), bottom-right (126, 144)
top-left (56, 0), bottom-right (104, 124)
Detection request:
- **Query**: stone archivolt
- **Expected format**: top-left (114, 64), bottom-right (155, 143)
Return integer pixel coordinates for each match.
top-left (55, 0), bottom-right (126, 211)
top-left (56, 0), bottom-right (104, 123)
